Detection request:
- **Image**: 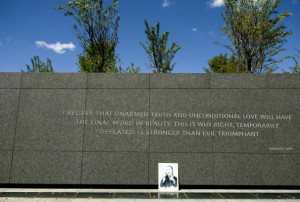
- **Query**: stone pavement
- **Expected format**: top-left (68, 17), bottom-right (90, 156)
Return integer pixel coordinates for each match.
top-left (0, 189), bottom-right (300, 201)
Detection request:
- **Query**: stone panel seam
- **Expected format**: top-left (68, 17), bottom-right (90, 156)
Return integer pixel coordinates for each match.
top-left (149, 88), bottom-right (275, 89)
top-left (267, 74), bottom-right (278, 185)
top-left (86, 87), bottom-right (151, 89)
top-left (5, 150), bottom-right (299, 154)
top-left (19, 88), bottom-right (90, 90)
top-left (81, 151), bottom-right (151, 154)
top-left (0, 88), bottom-right (21, 90)
top-left (5, 150), bottom-right (300, 155)
top-left (8, 72), bottom-right (23, 183)
top-left (15, 87), bottom-right (300, 89)
top-left (270, 87), bottom-right (300, 89)
top-left (210, 152), bottom-right (299, 155)
top-left (79, 73), bottom-right (88, 184)
top-left (266, 73), bottom-right (270, 89)
top-left (267, 73), bottom-right (274, 185)
top-left (20, 87), bottom-right (150, 89)
top-left (148, 74), bottom-right (151, 185)
top-left (208, 73), bottom-right (215, 184)
top-left (11, 149), bottom-right (83, 152)
top-left (8, 150), bottom-right (86, 153)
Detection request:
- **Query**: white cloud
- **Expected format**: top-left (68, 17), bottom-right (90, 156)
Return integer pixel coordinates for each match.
top-left (162, 0), bottom-right (171, 7)
top-left (209, 0), bottom-right (224, 8)
top-left (208, 31), bottom-right (215, 37)
top-left (35, 41), bottom-right (75, 54)
top-left (191, 28), bottom-right (198, 32)
top-left (208, 0), bottom-right (261, 7)
top-left (6, 37), bottom-right (12, 42)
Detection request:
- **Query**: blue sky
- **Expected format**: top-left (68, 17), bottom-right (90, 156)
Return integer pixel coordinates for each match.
top-left (0, 0), bottom-right (299, 73)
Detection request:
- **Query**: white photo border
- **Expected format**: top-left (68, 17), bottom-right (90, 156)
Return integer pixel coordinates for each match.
top-left (158, 163), bottom-right (179, 192)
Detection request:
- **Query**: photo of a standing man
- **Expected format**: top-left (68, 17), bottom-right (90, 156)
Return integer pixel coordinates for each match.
top-left (158, 163), bottom-right (179, 191)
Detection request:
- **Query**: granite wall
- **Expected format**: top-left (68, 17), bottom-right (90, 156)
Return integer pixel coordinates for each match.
top-left (0, 73), bottom-right (299, 186)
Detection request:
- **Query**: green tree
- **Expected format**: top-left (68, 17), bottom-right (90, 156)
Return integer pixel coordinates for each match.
top-left (288, 57), bottom-right (300, 74)
top-left (106, 62), bottom-right (141, 73)
top-left (203, 53), bottom-right (241, 73)
top-left (123, 63), bottom-right (141, 73)
top-left (282, 48), bottom-right (300, 74)
top-left (56, 0), bottom-right (120, 73)
top-left (77, 54), bottom-right (140, 73)
top-left (139, 19), bottom-right (182, 73)
top-left (221, 0), bottom-right (292, 73)
top-left (23, 56), bottom-right (54, 72)
top-left (77, 51), bottom-right (116, 73)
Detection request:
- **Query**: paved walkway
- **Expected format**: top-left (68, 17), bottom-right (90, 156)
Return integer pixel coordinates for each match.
top-left (0, 189), bottom-right (299, 201)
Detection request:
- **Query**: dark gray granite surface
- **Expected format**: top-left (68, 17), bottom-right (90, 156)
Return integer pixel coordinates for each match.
top-left (0, 73), bottom-right (298, 185)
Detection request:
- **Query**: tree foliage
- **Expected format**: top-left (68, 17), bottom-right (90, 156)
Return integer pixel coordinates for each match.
top-left (139, 19), bottom-right (182, 73)
top-left (56, 0), bottom-right (120, 73)
top-left (77, 50), bottom-right (116, 73)
top-left (106, 60), bottom-right (141, 73)
top-left (221, 0), bottom-right (292, 73)
top-left (23, 56), bottom-right (54, 72)
top-left (203, 53), bottom-right (241, 73)
top-left (77, 53), bottom-right (140, 73)
top-left (282, 48), bottom-right (300, 74)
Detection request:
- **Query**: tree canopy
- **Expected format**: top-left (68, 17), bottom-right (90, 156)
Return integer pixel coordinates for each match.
top-left (56, 0), bottom-right (120, 73)
top-left (203, 54), bottom-right (241, 73)
top-left (23, 56), bottom-right (54, 73)
top-left (221, 0), bottom-right (292, 73)
top-left (139, 19), bottom-right (182, 73)
top-left (283, 48), bottom-right (300, 74)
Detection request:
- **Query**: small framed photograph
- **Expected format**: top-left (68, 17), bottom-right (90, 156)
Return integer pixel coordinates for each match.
top-left (158, 163), bottom-right (179, 192)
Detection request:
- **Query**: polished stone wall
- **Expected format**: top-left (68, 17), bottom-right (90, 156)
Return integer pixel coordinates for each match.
top-left (0, 73), bottom-right (299, 185)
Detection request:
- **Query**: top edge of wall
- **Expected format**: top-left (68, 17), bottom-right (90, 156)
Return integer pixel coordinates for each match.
top-left (0, 73), bottom-right (299, 89)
